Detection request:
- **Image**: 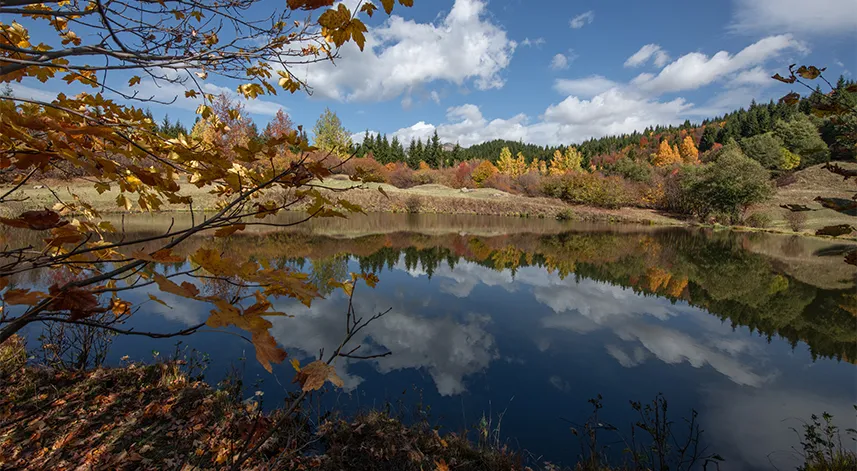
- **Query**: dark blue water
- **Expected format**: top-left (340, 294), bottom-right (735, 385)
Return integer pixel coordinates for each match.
top-left (15, 223), bottom-right (857, 470)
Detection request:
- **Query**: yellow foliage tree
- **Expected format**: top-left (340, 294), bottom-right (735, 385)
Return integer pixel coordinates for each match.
top-left (549, 147), bottom-right (583, 175)
top-left (679, 136), bottom-right (700, 164)
top-left (497, 148), bottom-right (527, 177)
top-left (651, 140), bottom-right (682, 167)
top-left (472, 160), bottom-right (499, 186)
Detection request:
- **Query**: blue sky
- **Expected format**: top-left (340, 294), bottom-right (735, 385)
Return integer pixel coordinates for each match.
top-left (14, 0), bottom-right (857, 146)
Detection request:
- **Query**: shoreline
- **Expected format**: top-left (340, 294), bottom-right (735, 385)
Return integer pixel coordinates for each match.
top-left (2, 179), bottom-right (854, 241)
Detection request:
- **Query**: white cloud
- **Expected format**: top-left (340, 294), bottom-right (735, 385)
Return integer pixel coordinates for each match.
top-left (550, 53), bottom-right (570, 70)
top-left (632, 34), bottom-right (806, 94)
top-left (624, 44), bottom-right (670, 68)
top-left (569, 10), bottom-right (595, 29)
top-left (430, 90), bottom-right (441, 104)
top-left (553, 75), bottom-right (618, 97)
top-left (267, 289), bottom-right (498, 396)
top-left (392, 88), bottom-right (691, 147)
top-left (521, 37), bottom-right (546, 47)
top-left (730, 0), bottom-right (857, 35)
top-left (729, 66), bottom-right (773, 87)
top-left (8, 83), bottom-right (61, 102)
top-left (301, 0), bottom-right (516, 102)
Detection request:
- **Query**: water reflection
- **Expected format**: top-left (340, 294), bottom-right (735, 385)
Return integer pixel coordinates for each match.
top-left (9, 217), bottom-right (856, 469)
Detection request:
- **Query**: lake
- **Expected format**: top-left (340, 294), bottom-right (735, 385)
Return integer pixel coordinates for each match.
top-left (12, 213), bottom-right (857, 470)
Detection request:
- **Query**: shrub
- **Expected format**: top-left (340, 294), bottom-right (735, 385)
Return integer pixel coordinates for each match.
top-left (774, 114), bottom-right (830, 167)
top-left (450, 162), bottom-right (474, 189)
top-left (541, 172), bottom-right (634, 209)
top-left (775, 172), bottom-right (798, 188)
top-left (679, 146), bottom-right (774, 223)
top-left (555, 208), bottom-right (574, 220)
top-left (471, 160), bottom-right (498, 186)
top-left (784, 210), bottom-right (808, 232)
top-left (739, 133), bottom-right (784, 169)
top-left (516, 171), bottom-right (544, 197)
top-left (482, 173), bottom-right (515, 193)
top-left (404, 195), bottom-right (421, 213)
top-left (387, 165), bottom-right (416, 188)
top-left (341, 157), bottom-right (386, 183)
top-left (743, 212), bottom-right (772, 228)
top-left (606, 157), bottom-right (654, 183)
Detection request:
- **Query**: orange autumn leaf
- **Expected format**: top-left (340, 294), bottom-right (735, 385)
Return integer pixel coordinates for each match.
top-left (4, 288), bottom-right (47, 305)
top-left (294, 360), bottom-right (343, 391)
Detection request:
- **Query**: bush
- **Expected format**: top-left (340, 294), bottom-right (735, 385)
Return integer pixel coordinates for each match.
top-left (541, 172), bottom-right (634, 209)
top-left (743, 212), bottom-right (772, 228)
top-left (471, 160), bottom-right (498, 186)
top-left (516, 171), bottom-right (544, 197)
top-left (340, 157), bottom-right (386, 183)
top-left (775, 172), bottom-right (798, 188)
top-left (404, 195), bottom-right (421, 213)
top-left (774, 114), bottom-right (829, 167)
top-left (450, 162), bottom-right (474, 188)
top-left (784, 210), bottom-right (808, 232)
top-left (387, 165), bottom-right (416, 188)
top-left (482, 173), bottom-right (515, 193)
top-left (606, 157), bottom-right (654, 183)
top-left (679, 146), bottom-right (774, 223)
top-left (739, 133), bottom-right (785, 169)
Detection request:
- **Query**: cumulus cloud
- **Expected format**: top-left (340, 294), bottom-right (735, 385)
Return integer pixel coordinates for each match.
top-left (632, 34), bottom-right (806, 94)
top-left (394, 258), bottom-right (772, 387)
top-left (390, 87), bottom-right (691, 146)
top-left (301, 0), bottom-right (516, 102)
top-left (550, 53), bottom-right (571, 70)
top-left (624, 44), bottom-right (670, 68)
top-left (266, 289), bottom-right (498, 396)
top-left (569, 11), bottom-right (595, 29)
top-left (553, 75), bottom-right (618, 97)
top-left (521, 37), bottom-right (546, 47)
top-left (730, 0), bottom-right (857, 36)
top-left (728, 66), bottom-right (773, 87)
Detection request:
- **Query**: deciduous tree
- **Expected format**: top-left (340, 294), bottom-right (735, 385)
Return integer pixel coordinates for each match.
top-left (0, 0), bottom-right (413, 368)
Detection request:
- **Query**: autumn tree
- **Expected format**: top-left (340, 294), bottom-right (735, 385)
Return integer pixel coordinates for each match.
top-left (264, 109), bottom-right (295, 140)
top-left (678, 135), bottom-right (700, 164)
top-left (497, 147), bottom-right (527, 177)
top-left (549, 147), bottom-right (583, 175)
top-left (190, 93), bottom-right (258, 160)
top-left (313, 108), bottom-right (352, 156)
top-left (651, 139), bottom-right (682, 167)
top-left (0, 0), bottom-right (414, 376)
top-left (471, 160), bottom-right (499, 186)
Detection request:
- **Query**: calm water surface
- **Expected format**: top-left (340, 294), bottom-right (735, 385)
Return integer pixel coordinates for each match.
top-left (15, 214), bottom-right (857, 470)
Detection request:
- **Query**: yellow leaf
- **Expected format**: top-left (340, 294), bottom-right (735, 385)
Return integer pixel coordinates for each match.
top-left (184, 90), bottom-right (198, 98)
top-left (128, 76), bottom-right (141, 86)
top-left (380, 0), bottom-right (394, 14)
top-left (290, 358), bottom-right (301, 372)
top-left (131, 248), bottom-right (185, 263)
top-left (435, 459), bottom-right (450, 471)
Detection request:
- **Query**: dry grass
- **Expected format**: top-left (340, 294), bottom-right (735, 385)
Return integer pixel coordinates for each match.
top-left (0, 175), bottom-right (683, 225)
top-left (746, 162), bottom-right (857, 235)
